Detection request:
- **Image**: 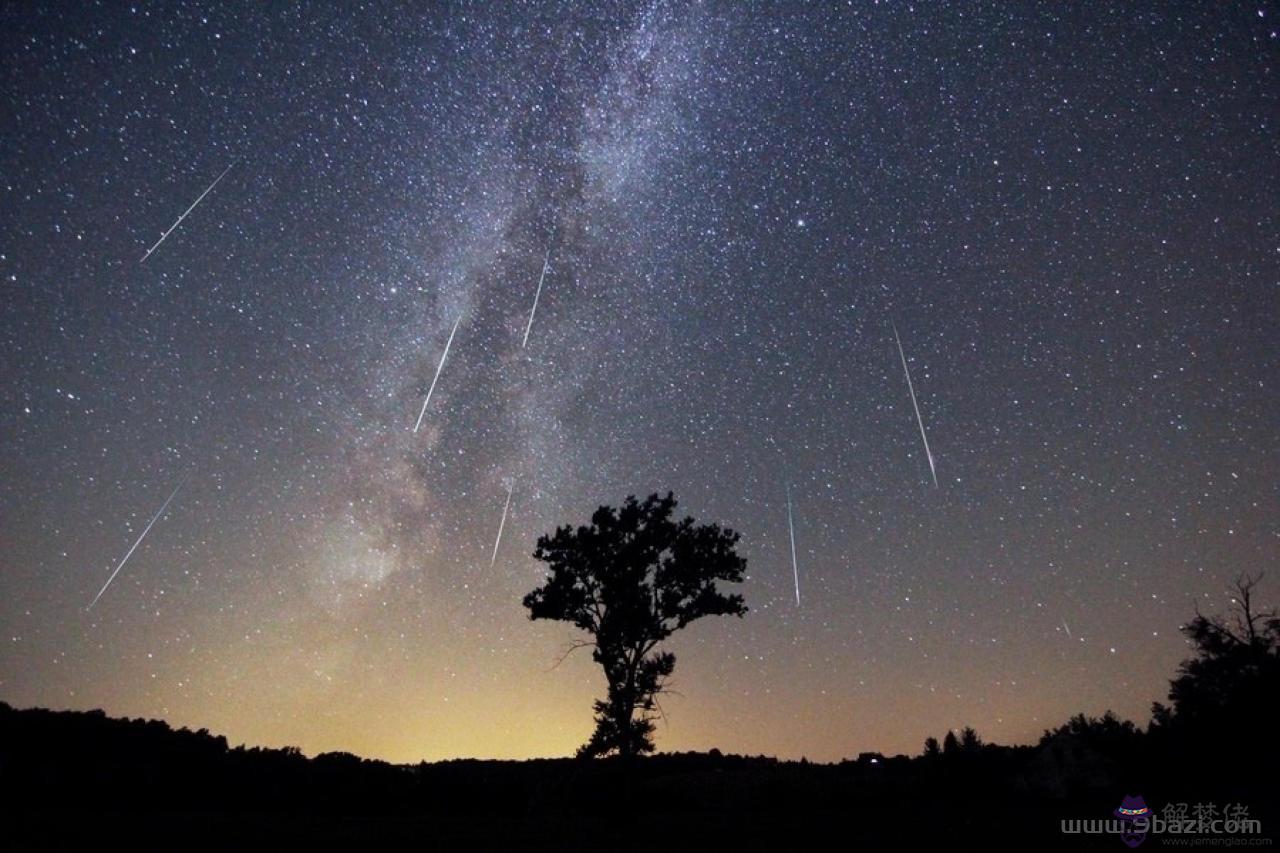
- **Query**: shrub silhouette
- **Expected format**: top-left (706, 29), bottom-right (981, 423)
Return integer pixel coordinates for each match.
top-left (523, 492), bottom-right (748, 758)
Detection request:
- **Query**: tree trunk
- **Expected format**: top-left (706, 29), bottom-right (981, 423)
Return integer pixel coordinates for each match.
top-left (618, 654), bottom-right (639, 759)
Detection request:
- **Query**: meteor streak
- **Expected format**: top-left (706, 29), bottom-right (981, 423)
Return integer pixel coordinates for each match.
top-left (786, 483), bottom-right (800, 606)
top-left (89, 473), bottom-right (190, 609)
top-left (412, 314), bottom-right (462, 433)
top-left (522, 248), bottom-right (551, 348)
top-left (490, 480), bottom-right (514, 566)
top-left (141, 161), bottom-right (236, 262)
top-left (892, 322), bottom-right (939, 488)
top-left (1062, 619), bottom-right (1074, 641)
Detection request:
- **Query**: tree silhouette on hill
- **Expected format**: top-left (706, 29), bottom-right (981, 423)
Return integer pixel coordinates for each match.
top-left (523, 492), bottom-right (748, 758)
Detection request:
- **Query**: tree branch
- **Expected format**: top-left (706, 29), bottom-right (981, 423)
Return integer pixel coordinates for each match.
top-left (546, 639), bottom-right (593, 672)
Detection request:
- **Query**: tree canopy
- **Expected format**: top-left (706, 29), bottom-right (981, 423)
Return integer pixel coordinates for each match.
top-left (523, 492), bottom-right (747, 758)
top-left (1151, 572), bottom-right (1279, 744)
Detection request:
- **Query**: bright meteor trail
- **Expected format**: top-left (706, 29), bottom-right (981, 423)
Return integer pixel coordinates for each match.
top-left (490, 480), bottom-right (514, 566)
top-left (786, 483), bottom-right (800, 606)
top-left (140, 161), bottom-right (236, 263)
top-left (521, 247), bottom-right (551, 348)
top-left (412, 314), bottom-right (462, 433)
top-left (892, 322), bottom-right (939, 488)
top-left (89, 473), bottom-right (190, 609)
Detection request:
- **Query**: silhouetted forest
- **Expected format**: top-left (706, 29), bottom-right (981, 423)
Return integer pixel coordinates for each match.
top-left (3, 575), bottom-right (1275, 851)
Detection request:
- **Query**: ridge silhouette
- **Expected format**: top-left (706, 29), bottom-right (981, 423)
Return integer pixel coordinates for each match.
top-left (2, 574), bottom-right (1275, 849)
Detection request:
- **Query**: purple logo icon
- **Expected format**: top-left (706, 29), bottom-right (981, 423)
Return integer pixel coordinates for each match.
top-left (1113, 795), bottom-right (1152, 848)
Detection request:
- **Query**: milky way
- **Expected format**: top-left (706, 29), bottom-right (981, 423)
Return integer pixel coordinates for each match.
top-left (1, 2), bottom-right (1276, 762)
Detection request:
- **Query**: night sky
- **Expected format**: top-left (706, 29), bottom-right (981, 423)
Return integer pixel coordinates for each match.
top-left (2, 2), bottom-right (1277, 763)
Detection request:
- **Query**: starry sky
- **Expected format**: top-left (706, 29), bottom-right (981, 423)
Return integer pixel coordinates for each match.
top-left (1, 2), bottom-right (1277, 763)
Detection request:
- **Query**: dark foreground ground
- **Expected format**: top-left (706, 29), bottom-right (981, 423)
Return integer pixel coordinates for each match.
top-left (1, 702), bottom-right (1275, 852)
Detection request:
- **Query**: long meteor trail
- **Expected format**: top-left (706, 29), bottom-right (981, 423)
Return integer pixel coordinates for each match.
top-left (141, 161), bottom-right (236, 262)
top-left (522, 247), bottom-right (551, 347)
top-left (892, 322), bottom-right (939, 488)
top-left (412, 315), bottom-right (462, 433)
top-left (786, 484), bottom-right (800, 606)
top-left (490, 481), bottom-right (514, 566)
top-left (89, 473), bottom-right (190, 609)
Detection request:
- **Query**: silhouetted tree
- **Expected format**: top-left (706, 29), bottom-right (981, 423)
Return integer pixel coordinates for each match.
top-left (1038, 711), bottom-right (1143, 764)
top-left (922, 736), bottom-right (941, 758)
top-left (959, 726), bottom-right (982, 753)
top-left (1039, 711), bottom-right (1139, 747)
top-left (942, 730), bottom-right (959, 756)
top-left (523, 492), bottom-right (748, 758)
top-left (1150, 573), bottom-right (1279, 746)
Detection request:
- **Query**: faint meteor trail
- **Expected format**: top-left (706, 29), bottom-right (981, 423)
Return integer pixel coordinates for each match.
top-left (490, 480), bottom-right (514, 566)
top-left (521, 247), bottom-right (551, 347)
top-left (89, 473), bottom-right (190, 609)
top-left (1062, 618), bottom-right (1074, 641)
top-left (140, 161), bottom-right (236, 262)
top-left (786, 484), bottom-right (800, 606)
top-left (892, 322), bottom-right (939, 488)
top-left (412, 315), bottom-right (462, 433)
